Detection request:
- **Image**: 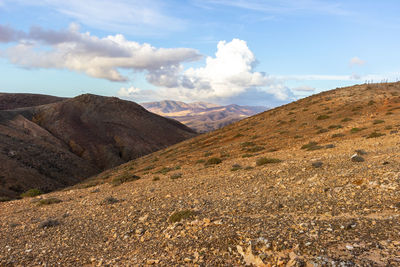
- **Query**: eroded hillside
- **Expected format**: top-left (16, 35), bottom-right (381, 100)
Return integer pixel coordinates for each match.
top-left (1, 83), bottom-right (399, 265)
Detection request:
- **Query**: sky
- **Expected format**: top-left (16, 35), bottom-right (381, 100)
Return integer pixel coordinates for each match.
top-left (0, 0), bottom-right (400, 107)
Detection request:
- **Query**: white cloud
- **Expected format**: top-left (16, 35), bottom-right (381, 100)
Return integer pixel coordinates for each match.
top-left (350, 56), bottom-right (366, 66)
top-left (140, 38), bottom-right (290, 101)
top-left (116, 39), bottom-right (294, 103)
top-left (1, 24), bottom-right (201, 81)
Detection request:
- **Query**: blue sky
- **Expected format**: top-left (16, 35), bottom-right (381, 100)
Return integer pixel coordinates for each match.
top-left (0, 0), bottom-right (399, 107)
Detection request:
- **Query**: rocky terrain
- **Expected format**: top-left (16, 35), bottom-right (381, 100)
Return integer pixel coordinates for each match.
top-left (0, 94), bottom-right (195, 199)
top-left (142, 100), bottom-right (267, 132)
top-left (0, 83), bottom-right (399, 265)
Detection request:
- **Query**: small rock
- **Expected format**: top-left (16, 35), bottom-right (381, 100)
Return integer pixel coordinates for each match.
top-left (383, 161), bottom-right (390, 165)
top-left (351, 155), bottom-right (365, 162)
top-left (135, 228), bottom-right (145, 235)
top-left (346, 245), bottom-right (354, 250)
top-left (146, 259), bottom-right (159, 265)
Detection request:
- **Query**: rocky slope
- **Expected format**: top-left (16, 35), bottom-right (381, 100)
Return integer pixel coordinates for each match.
top-left (142, 100), bottom-right (267, 132)
top-left (0, 94), bottom-right (196, 199)
top-left (0, 83), bottom-right (399, 265)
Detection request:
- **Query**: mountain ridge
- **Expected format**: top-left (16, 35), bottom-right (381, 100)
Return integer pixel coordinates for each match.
top-left (142, 100), bottom-right (268, 132)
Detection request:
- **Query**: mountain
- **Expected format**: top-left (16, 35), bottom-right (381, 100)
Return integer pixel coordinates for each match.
top-left (142, 100), bottom-right (268, 132)
top-left (0, 94), bottom-right (196, 199)
top-left (0, 92), bottom-right (65, 110)
top-left (1, 83), bottom-right (400, 265)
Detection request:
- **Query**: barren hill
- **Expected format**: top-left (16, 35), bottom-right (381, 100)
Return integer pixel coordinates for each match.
top-left (142, 100), bottom-right (267, 132)
top-left (1, 83), bottom-right (399, 265)
top-left (0, 94), bottom-right (196, 199)
top-left (0, 92), bottom-right (65, 110)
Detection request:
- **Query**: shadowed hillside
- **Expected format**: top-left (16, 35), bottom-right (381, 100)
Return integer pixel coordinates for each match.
top-left (0, 92), bottom-right (65, 110)
top-left (1, 83), bottom-right (399, 265)
top-left (0, 94), bottom-right (196, 199)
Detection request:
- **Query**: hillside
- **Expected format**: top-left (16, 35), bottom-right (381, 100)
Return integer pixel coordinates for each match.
top-left (142, 100), bottom-right (267, 132)
top-left (0, 92), bottom-right (65, 110)
top-left (1, 83), bottom-right (399, 265)
top-left (0, 94), bottom-right (196, 199)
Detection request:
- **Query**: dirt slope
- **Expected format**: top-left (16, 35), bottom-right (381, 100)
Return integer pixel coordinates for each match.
top-left (0, 83), bottom-right (399, 265)
top-left (142, 100), bottom-right (267, 132)
top-left (0, 94), bottom-right (196, 199)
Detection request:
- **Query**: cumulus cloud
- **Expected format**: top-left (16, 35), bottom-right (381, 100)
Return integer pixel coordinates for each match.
top-left (350, 56), bottom-right (366, 66)
top-left (137, 38), bottom-right (291, 101)
top-left (1, 24), bottom-right (294, 103)
top-left (0, 24), bottom-right (201, 81)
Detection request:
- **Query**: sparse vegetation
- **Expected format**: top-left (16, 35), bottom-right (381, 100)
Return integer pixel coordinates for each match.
top-left (256, 157), bottom-right (282, 166)
top-left (242, 154), bottom-right (254, 158)
top-left (103, 196), bottom-right (119, 204)
top-left (170, 173), bottom-right (182, 179)
top-left (196, 159), bottom-right (205, 164)
top-left (156, 167), bottom-right (174, 174)
top-left (366, 132), bottom-right (385, 139)
top-left (328, 125), bottom-right (343, 129)
top-left (142, 165), bottom-right (155, 171)
top-left (350, 127), bottom-right (366, 133)
top-left (331, 133), bottom-right (345, 138)
top-left (316, 114), bottom-right (330, 120)
top-left (37, 198), bottom-right (62, 206)
top-left (373, 119), bottom-right (385, 125)
top-left (341, 117), bottom-right (353, 122)
top-left (111, 173), bottom-right (140, 186)
top-left (301, 142), bottom-right (323, 151)
top-left (205, 157), bottom-right (222, 166)
top-left (241, 141), bottom-right (255, 147)
top-left (246, 146), bottom-right (264, 152)
top-left (231, 164), bottom-right (242, 171)
top-left (20, 188), bottom-right (42, 198)
top-left (169, 210), bottom-right (197, 223)
top-left (317, 128), bottom-right (329, 134)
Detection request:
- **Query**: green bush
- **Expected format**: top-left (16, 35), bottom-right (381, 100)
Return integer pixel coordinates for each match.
top-left (20, 188), bottom-right (42, 198)
top-left (256, 157), bottom-right (282, 166)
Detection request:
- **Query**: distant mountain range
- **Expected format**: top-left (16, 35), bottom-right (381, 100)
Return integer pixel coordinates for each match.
top-left (141, 100), bottom-right (268, 132)
top-left (0, 93), bottom-right (195, 199)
